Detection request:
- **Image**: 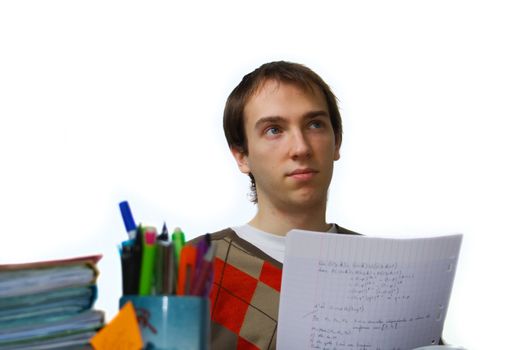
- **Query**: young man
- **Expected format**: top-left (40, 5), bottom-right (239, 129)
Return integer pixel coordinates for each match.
top-left (196, 61), bottom-right (359, 349)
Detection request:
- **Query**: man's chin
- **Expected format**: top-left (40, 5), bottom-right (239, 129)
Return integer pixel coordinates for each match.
top-left (287, 192), bottom-right (327, 210)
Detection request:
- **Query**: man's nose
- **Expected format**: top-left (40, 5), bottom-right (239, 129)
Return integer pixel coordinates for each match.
top-left (289, 130), bottom-right (312, 160)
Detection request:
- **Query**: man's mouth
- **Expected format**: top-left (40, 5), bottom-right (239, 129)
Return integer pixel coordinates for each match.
top-left (287, 168), bottom-right (318, 180)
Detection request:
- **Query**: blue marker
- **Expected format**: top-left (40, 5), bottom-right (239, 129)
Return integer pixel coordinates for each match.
top-left (119, 200), bottom-right (137, 239)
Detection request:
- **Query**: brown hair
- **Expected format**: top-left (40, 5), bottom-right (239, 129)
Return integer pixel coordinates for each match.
top-left (223, 61), bottom-right (343, 202)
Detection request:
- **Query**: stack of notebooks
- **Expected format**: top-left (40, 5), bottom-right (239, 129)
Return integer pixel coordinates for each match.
top-left (0, 255), bottom-right (105, 350)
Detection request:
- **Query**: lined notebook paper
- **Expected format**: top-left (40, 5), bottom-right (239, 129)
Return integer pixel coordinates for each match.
top-left (277, 230), bottom-right (462, 350)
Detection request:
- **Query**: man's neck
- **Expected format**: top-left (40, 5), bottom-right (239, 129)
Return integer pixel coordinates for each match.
top-left (248, 199), bottom-right (330, 236)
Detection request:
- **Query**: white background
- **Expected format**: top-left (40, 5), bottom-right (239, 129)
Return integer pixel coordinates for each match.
top-left (1, 1), bottom-right (523, 349)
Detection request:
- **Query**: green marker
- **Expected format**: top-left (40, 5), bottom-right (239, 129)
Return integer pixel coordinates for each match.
top-left (139, 227), bottom-right (157, 295)
top-left (172, 227), bottom-right (186, 264)
top-left (171, 227), bottom-right (186, 293)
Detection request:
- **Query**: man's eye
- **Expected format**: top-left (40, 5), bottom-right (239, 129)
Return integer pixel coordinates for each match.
top-left (265, 126), bottom-right (281, 136)
top-left (309, 120), bottom-right (324, 129)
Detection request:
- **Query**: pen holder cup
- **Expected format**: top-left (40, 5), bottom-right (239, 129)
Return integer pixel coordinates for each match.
top-left (119, 295), bottom-right (210, 350)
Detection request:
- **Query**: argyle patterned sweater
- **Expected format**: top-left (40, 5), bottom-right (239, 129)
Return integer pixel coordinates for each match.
top-left (192, 225), bottom-right (359, 350)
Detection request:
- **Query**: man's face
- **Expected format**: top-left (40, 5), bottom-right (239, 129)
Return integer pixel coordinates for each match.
top-left (232, 79), bottom-right (340, 211)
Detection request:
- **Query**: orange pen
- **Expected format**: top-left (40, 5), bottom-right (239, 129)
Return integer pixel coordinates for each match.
top-left (176, 245), bottom-right (197, 295)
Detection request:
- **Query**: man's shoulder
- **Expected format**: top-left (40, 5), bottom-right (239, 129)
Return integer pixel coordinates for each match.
top-left (186, 227), bottom-right (237, 246)
top-left (334, 224), bottom-right (362, 236)
top-left (187, 225), bottom-right (361, 245)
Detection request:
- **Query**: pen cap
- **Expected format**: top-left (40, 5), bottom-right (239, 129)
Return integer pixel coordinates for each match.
top-left (119, 201), bottom-right (137, 233)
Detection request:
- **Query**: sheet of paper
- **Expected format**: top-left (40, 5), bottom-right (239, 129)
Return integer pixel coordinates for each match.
top-left (90, 302), bottom-right (142, 350)
top-left (277, 230), bottom-right (462, 350)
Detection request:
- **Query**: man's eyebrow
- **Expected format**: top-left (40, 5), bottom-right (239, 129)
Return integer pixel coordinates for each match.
top-left (304, 110), bottom-right (330, 119)
top-left (254, 116), bottom-right (286, 129)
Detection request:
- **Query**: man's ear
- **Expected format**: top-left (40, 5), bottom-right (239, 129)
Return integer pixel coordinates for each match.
top-left (230, 147), bottom-right (251, 174)
top-left (334, 137), bottom-right (341, 161)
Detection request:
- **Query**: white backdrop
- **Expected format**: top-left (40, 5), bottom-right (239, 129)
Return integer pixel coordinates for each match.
top-left (1, 1), bottom-right (524, 349)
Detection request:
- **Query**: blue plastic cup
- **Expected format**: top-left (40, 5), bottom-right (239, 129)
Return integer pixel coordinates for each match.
top-left (119, 295), bottom-right (210, 350)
